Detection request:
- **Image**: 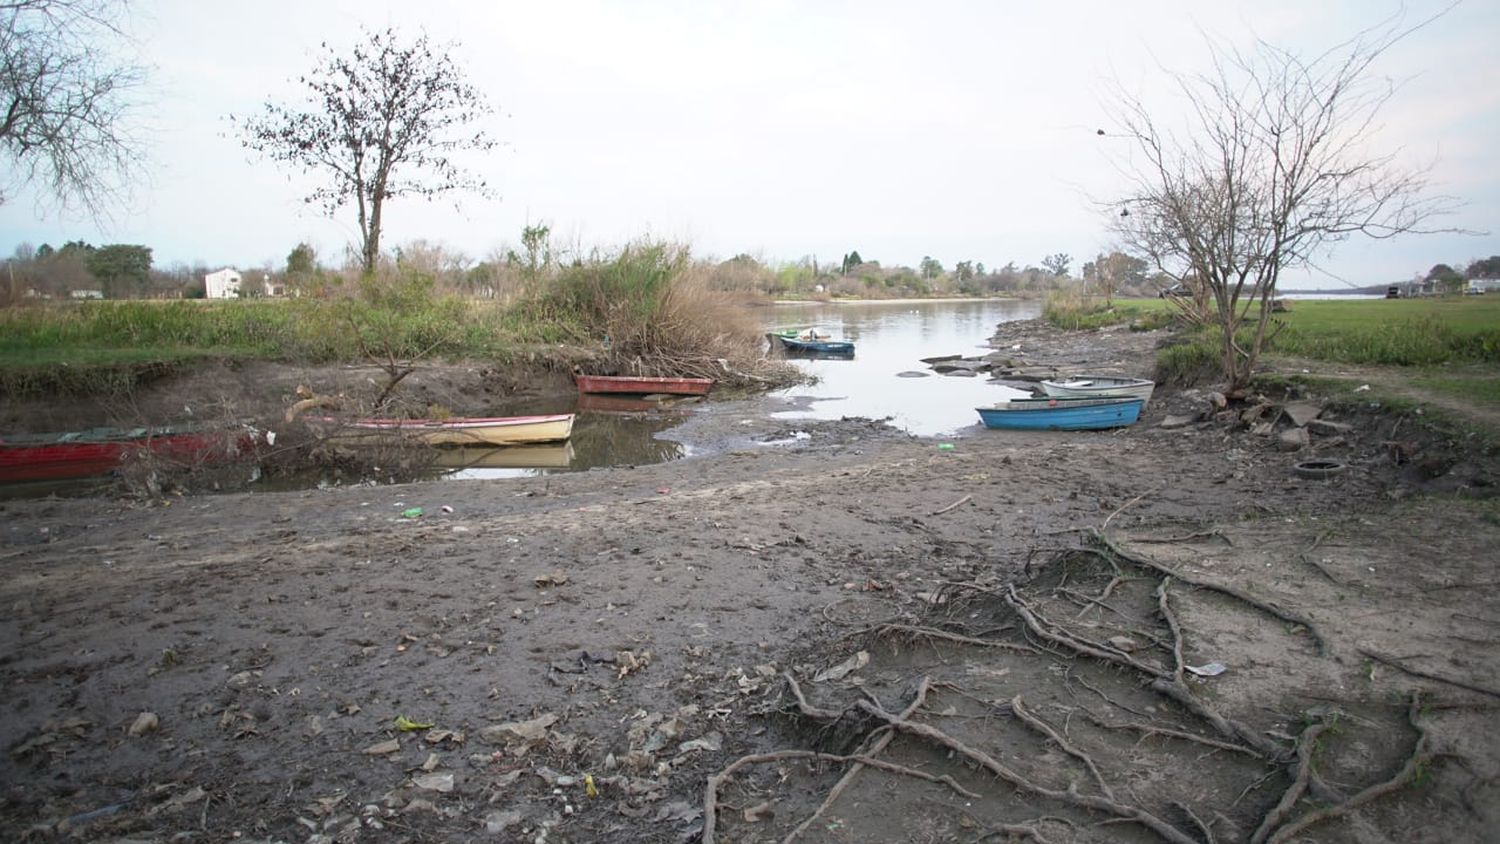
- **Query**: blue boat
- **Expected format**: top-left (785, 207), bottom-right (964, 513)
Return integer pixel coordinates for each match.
top-left (778, 335), bottom-right (855, 356)
top-left (976, 396), bottom-right (1144, 431)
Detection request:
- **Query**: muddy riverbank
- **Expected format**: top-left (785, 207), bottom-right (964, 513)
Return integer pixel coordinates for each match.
top-left (2, 320), bottom-right (1496, 843)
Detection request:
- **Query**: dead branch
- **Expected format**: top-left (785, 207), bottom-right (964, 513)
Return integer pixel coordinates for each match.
top-left (1359, 648), bottom-right (1500, 700)
top-left (1264, 695), bottom-right (1436, 844)
top-left (702, 747), bottom-right (979, 844)
top-left (932, 494), bottom-right (973, 516)
top-left (1299, 553), bottom-right (1344, 585)
top-left (852, 697), bottom-right (1201, 844)
top-left (873, 623), bottom-right (1038, 654)
top-left (1250, 719), bottom-right (1333, 843)
top-left (781, 678), bottom-right (933, 843)
top-left (1012, 695), bottom-right (1116, 800)
top-left (1133, 529), bottom-right (1231, 545)
top-left (1083, 714), bottom-right (1263, 758)
top-left (1101, 486), bottom-right (1160, 531)
top-left (1093, 530), bottom-right (1328, 655)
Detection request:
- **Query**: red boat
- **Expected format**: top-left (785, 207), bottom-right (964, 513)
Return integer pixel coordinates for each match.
top-left (573, 374), bottom-right (714, 396)
top-left (0, 426), bottom-right (260, 483)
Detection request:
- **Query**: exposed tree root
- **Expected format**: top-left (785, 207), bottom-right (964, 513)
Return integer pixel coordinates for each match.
top-left (844, 691), bottom-right (1202, 844)
top-left (701, 747), bottom-right (982, 844)
top-left (872, 623), bottom-right (1038, 654)
top-left (1011, 695), bottom-right (1115, 800)
top-left (1263, 695), bottom-right (1437, 844)
top-left (1092, 529), bottom-right (1329, 655)
top-left (1250, 718), bottom-right (1333, 843)
top-left (1004, 585), bottom-right (1170, 679)
top-left (780, 678), bottom-right (933, 843)
top-left (1083, 714), bottom-right (1263, 758)
top-left (1359, 647), bottom-right (1500, 700)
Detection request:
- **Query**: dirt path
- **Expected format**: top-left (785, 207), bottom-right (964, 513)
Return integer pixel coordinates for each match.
top-left (1266, 354), bottom-right (1500, 433)
top-left (1, 323), bottom-right (1496, 843)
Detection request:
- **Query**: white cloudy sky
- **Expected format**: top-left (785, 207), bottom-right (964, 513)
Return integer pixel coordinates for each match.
top-left (3, 0), bottom-right (1496, 287)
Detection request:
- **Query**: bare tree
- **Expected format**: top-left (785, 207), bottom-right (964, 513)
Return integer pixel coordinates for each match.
top-left (1104, 14), bottom-right (1456, 391)
top-left (234, 28), bottom-right (497, 276)
top-left (0, 0), bottom-right (144, 215)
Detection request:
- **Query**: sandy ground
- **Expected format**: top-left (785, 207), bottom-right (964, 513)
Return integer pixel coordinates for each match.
top-left (2, 321), bottom-right (1498, 844)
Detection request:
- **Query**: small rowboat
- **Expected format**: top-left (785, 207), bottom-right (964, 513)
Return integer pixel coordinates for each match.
top-left (307, 414), bottom-right (574, 446)
top-left (0, 425), bottom-right (260, 483)
top-left (976, 396), bottom-right (1144, 431)
top-left (574, 375), bottom-right (714, 396)
top-left (1039, 375), bottom-right (1155, 404)
top-left (778, 335), bottom-right (855, 356)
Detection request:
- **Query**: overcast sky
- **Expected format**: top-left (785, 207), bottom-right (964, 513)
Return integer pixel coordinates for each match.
top-left (3, 0), bottom-right (1495, 287)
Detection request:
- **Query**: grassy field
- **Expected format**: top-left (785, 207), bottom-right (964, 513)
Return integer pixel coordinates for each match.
top-left (1049, 295), bottom-right (1500, 419)
top-left (0, 249), bottom-right (787, 397)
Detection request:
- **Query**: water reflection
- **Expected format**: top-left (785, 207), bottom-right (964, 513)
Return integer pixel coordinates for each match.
top-left (765, 299), bottom-right (1041, 436)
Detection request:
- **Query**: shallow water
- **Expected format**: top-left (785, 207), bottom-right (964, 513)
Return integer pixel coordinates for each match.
top-left (766, 299), bottom-right (1041, 436)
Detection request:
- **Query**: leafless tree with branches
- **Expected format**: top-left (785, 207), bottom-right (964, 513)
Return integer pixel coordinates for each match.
top-left (1103, 12), bottom-right (1458, 391)
top-left (233, 28), bottom-right (497, 277)
top-left (0, 0), bottom-right (144, 216)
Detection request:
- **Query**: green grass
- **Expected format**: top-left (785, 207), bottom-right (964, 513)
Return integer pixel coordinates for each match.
top-left (1043, 294), bottom-right (1175, 331)
top-left (1409, 373), bottom-right (1500, 406)
top-left (0, 276), bottom-right (526, 395)
top-left (1269, 297), bottom-right (1500, 365)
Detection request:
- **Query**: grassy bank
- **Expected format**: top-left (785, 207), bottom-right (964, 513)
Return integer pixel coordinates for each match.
top-left (1041, 295), bottom-right (1500, 418)
top-left (0, 246), bottom-right (792, 398)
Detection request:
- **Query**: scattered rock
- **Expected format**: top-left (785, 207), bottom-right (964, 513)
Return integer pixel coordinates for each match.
top-left (484, 809), bottom-right (522, 833)
top-left (677, 732), bottom-right (723, 754)
top-left (479, 713), bottom-right (558, 756)
top-left (1307, 418), bottom-right (1353, 436)
top-left (412, 772), bottom-right (454, 793)
top-left (533, 572), bottom-right (569, 587)
top-left (1159, 414), bottom-right (1198, 430)
top-left (364, 739), bottom-right (400, 755)
top-left (1282, 401), bottom-right (1323, 427)
top-left (1278, 427), bottom-right (1310, 452)
top-left (813, 650), bottom-right (869, 682)
top-left (128, 712), bottom-right (159, 737)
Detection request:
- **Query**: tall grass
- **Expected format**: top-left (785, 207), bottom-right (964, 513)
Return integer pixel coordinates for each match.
top-left (1271, 314), bottom-right (1500, 366)
top-left (1043, 292), bottom-right (1174, 331)
top-left (513, 243), bottom-right (791, 386)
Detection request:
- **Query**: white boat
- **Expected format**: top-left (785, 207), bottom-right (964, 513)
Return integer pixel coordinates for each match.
top-left (1039, 376), bottom-right (1155, 404)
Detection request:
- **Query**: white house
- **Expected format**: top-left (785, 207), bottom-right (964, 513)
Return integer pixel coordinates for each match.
top-left (205, 268), bottom-right (242, 299)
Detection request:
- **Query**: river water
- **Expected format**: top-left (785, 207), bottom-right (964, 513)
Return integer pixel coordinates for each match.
top-left (763, 298), bottom-right (1040, 436)
top-left (363, 298), bottom-right (1041, 483)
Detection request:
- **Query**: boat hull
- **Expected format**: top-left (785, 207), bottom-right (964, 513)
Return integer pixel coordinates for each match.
top-left (311, 414), bottom-right (575, 446)
top-left (0, 427), bottom-right (259, 482)
top-left (430, 442), bottom-right (574, 470)
top-left (574, 375), bottom-right (714, 396)
top-left (976, 397), bottom-right (1144, 431)
top-left (778, 336), bottom-right (855, 355)
top-left (1040, 376), bottom-right (1155, 404)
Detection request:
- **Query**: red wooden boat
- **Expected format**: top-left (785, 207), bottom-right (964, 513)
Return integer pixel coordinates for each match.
top-left (0, 426), bottom-right (261, 483)
top-left (573, 374), bottom-right (714, 396)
